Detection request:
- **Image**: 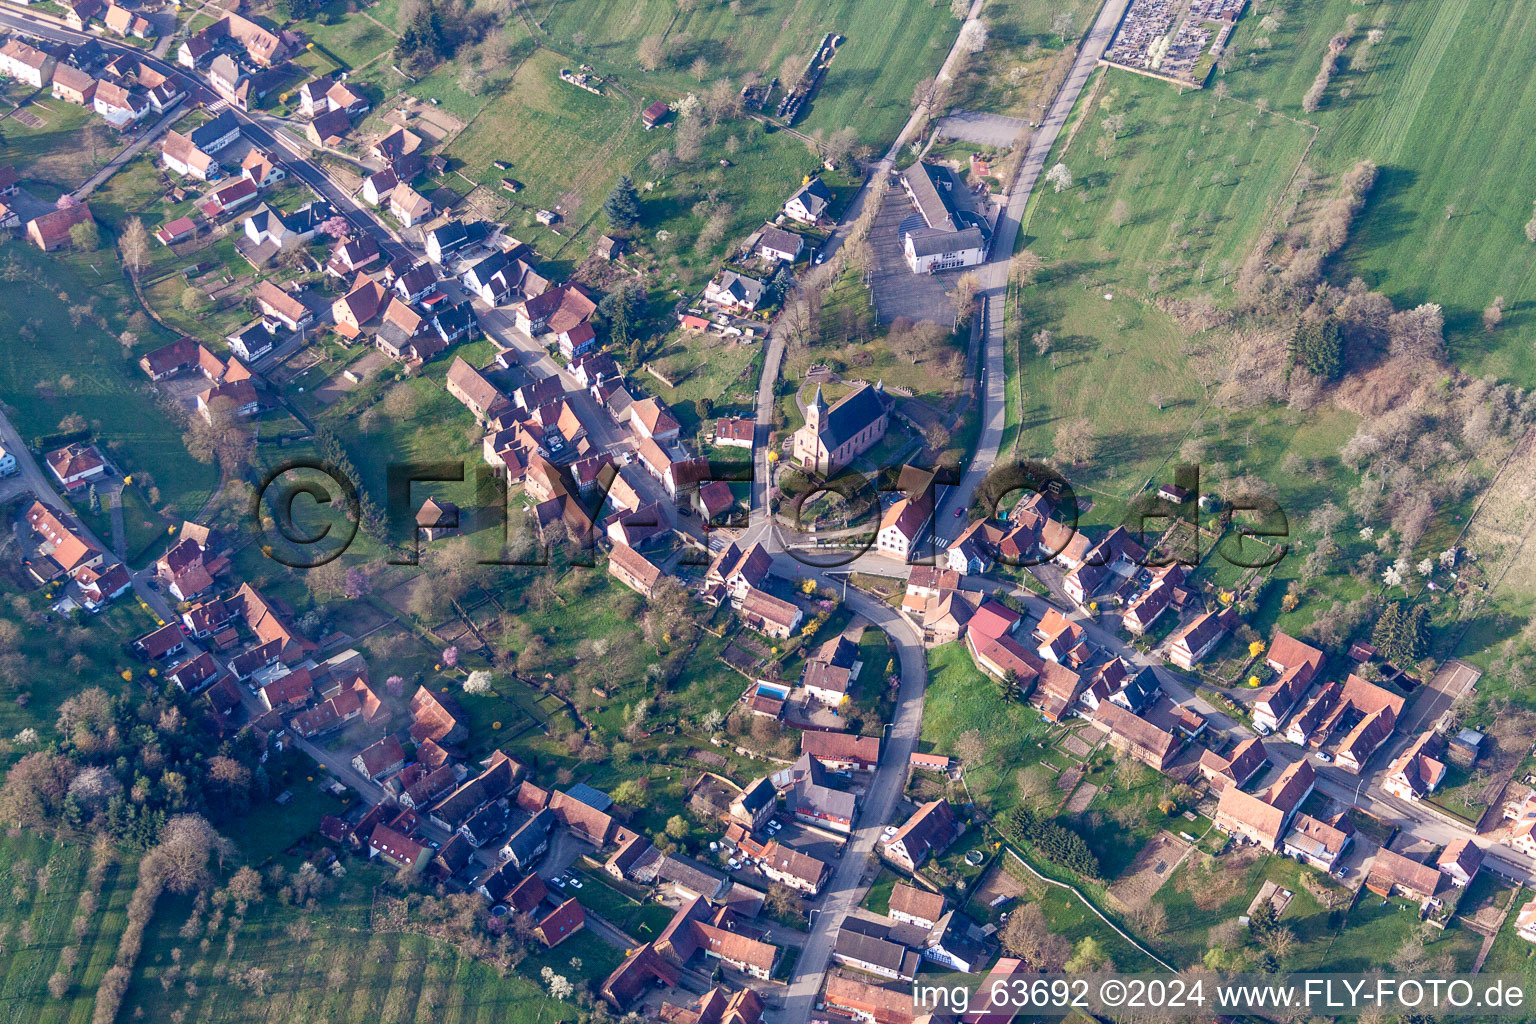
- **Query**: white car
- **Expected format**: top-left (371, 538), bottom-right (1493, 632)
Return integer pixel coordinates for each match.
top-left (550, 876), bottom-right (566, 888)
top-left (1316, 751), bottom-right (1333, 763)
top-left (567, 877), bottom-right (583, 889)
top-left (728, 859), bottom-right (741, 870)
top-left (882, 825), bottom-right (898, 838)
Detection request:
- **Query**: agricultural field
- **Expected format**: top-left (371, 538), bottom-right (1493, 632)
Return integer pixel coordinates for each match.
top-left (0, 832), bottom-right (136, 1024)
top-left (1221, 0), bottom-right (1536, 384)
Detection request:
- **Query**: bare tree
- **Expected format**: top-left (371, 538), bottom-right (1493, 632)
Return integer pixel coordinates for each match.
top-left (637, 34), bottom-right (665, 71)
top-left (120, 218), bottom-right (151, 277)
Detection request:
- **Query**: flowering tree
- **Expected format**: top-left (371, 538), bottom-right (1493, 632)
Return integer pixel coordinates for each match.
top-left (385, 675), bottom-right (405, 697)
top-left (442, 645), bottom-right (459, 669)
top-left (343, 567), bottom-right (371, 600)
top-left (463, 670), bottom-right (492, 695)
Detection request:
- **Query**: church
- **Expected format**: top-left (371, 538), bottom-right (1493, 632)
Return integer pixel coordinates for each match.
top-left (791, 382), bottom-right (891, 476)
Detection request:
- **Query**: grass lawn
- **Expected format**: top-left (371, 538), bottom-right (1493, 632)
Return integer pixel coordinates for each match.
top-left (920, 642), bottom-right (1056, 819)
top-left (862, 867), bottom-right (902, 916)
top-left (0, 244), bottom-right (219, 525)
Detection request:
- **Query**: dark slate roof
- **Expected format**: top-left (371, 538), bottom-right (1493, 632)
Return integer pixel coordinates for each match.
top-left (190, 111), bottom-right (240, 150)
top-left (816, 383), bottom-right (888, 451)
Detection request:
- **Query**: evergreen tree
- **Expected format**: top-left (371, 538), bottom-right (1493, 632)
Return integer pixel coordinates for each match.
top-left (1372, 600), bottom-right (1430, 664)
top-left (602, 175), bottom-right (641, 230)
top-left (1290, 316), bottom-right (1343, 379)
top-left (88, 484), bottom-right (100, 515)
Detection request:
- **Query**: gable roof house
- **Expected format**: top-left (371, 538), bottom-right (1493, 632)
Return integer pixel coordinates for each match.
top-left (445, 357), bottom-right (511, 422)
top-left (1366, 847), bottom-right (1443, 906)
top-left (1382, 730), bottom-right (1448, 802)
top-left (757, 224), bottom-right (804, 262)
top-left (1197, 736), bottom-right (1269, 792)
top-left (0, 40), bottom-right (56, 89)
top-left (389, 183), bottom-right (434, 227)
top-left (783, 176), bottom-right (832, 224)
top-left (1282, 812), bottom-right (1354, 872)
top-left (161, 130), bottom-right (220, 181)
top-left (305, 107), bottom-right (353, 148)
top-left (50, 63), bottom-right (97, 105)
top-left (832, 918), bottom-right (920, 982)
top-left (63, 0), bottom-right (104, 31)
top-left (1093, 701), bottom-right (1182, 771)
top-left (27, 201), bottom-right (94, 252)
top-left (331, 275), bottom-right (387, 337)
top-left (887, 882), bottom-right (945, 930)
top-left (534, 897), bottom-right (586, 948)
top-left (881, 799), bottom-right (960, 872)
top-left (92, 82), bottom-right (149, 132)
top-left (44, 441), bottom-right (106, 488)
top-left (608, 542), bottom-right (663, 598)
top-left (703, 270), bottom-right (765, 313)
top-left (352, 736), bottom-right (406, 781)
top-left (1437, 838), bottom-right (1483, 889)
top-left (1167, 607), bottom-right (1237, 670)
top-left (198, 176), bottom-right (259, 220)
top-left (515, 282), bottom-right (597, 337)
top-left (876, 494), bottom-right (933, 562)
top-left (104, 4), bottom-right (154, 37)
top-left (254, 280), bottom-right (313, 333)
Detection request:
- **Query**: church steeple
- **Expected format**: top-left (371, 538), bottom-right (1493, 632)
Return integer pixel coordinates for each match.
top-left (807, 383), bottom-right (828, 431)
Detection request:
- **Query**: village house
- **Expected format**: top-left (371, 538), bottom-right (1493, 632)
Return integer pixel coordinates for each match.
top-left (737, 587), bottom-right (802, 639)
top-left (887, 882), bottom-right (945, 930)
top-left (792, 382), bottom-right (890, 476)
top-left (1093, 701), bottom-right (1183, 771)
top-left (778, 755), bottom-right (857, 832)
top-left (104, 4), bottom-right (154, 38)
top-left (757, 224), bottom-right (804, 262)
top-left (254, 280), bottom-right (313, 333)
top-left (783, 176), bottom-right (832, 224)
top-left (1382, 730), bottom-right (1448, 801)
top-left (27, 202), bottom-right (93, 252)
top-left (534, 898), bottom-right (586, 948)
top-left (424, 219), bottom-right (487, 264)
top-left (352, 736), bottom-right (406, 781)
top-left (758, 841), bottom-right (828, 895)
top-left (62, 0), bottom-right (103, 31)
top-left (714, 416), bottom-right (755, 449)
top-left (1197, 736), bottom-right (1269, 792)
top-left (657, 986), bottom-right (763, 1024)
top-left (331, 276), bottom-right (386, 338)
top-left (877, 494), bottom-right (932, 562)
top-left (445, 357), bottom-right (512, 422)
top-left (704, 270), bottom-right (766, 313)
top-left (1167, 607), bottom-right (1237, 670)
top-left (390, 183), bottom-right (434, 227)
top-left (1366, 847), bottom-right (1442, 907)
top-left (515, 282), bottom-right (597, 337)
top-left (1437, 838), bottom-right (1483, 889)
top-left (161, 130), bottom-right (220, 181)
top-left (1281, 812), bottom-right (1353, 873)
top-left (50, 63), bottom-right (97, 105)
top-left (0, 40), bottom-right (55, 89)
top-left (608, 542), bottom-right (663, 598)
top-left (198, 176), bottom-right (259, 220)
top-left (803, 731), bottom-right (880, 773)
top-left (882, 799), bottom-right (960, 872)
top-left (305, 107), bottom-right (352, 148)
top-left (833, 918), bottom-right (920, 982)
top-left (630, 397), bottom-right (682, 443)
top-left (328, 234), bottom-right (381, 277)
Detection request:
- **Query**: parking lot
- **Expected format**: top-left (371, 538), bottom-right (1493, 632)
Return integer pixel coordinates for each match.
top-left (867, 184), bottom-right (963, 326)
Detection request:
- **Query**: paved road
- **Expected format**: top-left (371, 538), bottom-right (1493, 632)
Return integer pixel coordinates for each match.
top-left (768, 567), bottom-right (928, 1024)
top-left (74, 100), bottom-right (187, 198)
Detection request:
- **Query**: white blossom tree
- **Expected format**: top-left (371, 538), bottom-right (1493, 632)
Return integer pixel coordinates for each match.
top-left (463, 671), bottom-right (492, 695)
top-left (1045, 163), bottom-right (1073, 193)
